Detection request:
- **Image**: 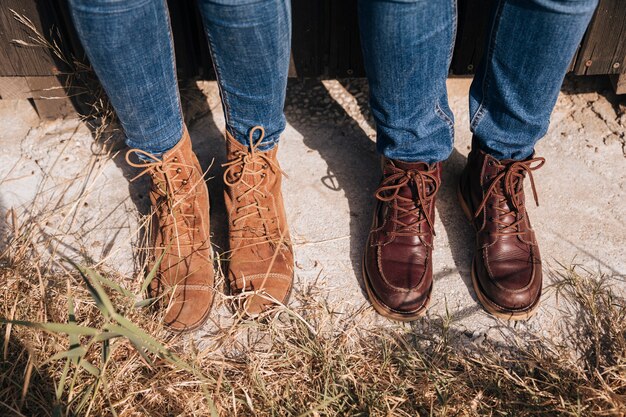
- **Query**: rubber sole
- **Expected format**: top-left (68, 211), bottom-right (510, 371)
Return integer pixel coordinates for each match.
top-left (456, 181), bottom-right (540, 321)
top-left (361, 255), bottom-right (430, 322)
top-left (164, 290), bottom-right (216, 333)
top-left (227, 273), bottom-right (295, 319)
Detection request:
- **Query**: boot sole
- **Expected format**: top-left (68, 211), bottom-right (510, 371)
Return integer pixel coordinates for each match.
top-left (456, 181), bottom-right (540, 321)
top-left (361, 254), bottom-right (431, 322)
top-left (227, 273), bottom-right (294, 319)
top-left (165, 289), bottom-right (215, 333)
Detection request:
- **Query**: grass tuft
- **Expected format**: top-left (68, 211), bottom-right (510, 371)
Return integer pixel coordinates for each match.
top-left (1, 223), bottom-right (624, 416)
top-left (3, 8), bottom-right (625, 417)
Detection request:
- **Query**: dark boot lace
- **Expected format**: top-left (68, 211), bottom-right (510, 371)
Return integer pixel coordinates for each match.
top-left (474, 157), bottom-right (545, 237)
top-left (126, 149), bottom-right (201, 249)
top-left (374, 163), bottom-right (439, 238)
top-left (222, 126), bottom-right (287, 244)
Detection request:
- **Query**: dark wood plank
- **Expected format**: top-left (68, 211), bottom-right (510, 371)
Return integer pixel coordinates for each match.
top-left (0, 76), bottom-right (30, 99)
top-left (574, 0), bottom-right (626, 75)
top-left (0, 0), bottom-right (71, 76)
top-left (3, 0), bottom-right (625, 83)
top-left (168, 0), bottom-right (203, 79)
top-left (291, 0), bottom-right (325, 77)
top-left (451, 0), bottom-right (494, 75)
top-left (26, 75), bottom-right (75, 119)
top-left (611, 73), bottom-right (626, 94)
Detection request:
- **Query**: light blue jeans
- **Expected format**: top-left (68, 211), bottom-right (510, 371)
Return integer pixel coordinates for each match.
top-left (70, 0), bottom-right (597, 163)
top-left (359, 0), bottom-right (598, 162)
top-left (68, 0), bottom-right (291, 155)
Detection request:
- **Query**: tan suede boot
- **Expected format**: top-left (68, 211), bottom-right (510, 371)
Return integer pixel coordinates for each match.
top-left (222, 127), bottom-right (294, 316)
top-left (126, 127), bottom-right (214, 331)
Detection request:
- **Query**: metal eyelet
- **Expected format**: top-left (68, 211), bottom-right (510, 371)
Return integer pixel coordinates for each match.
top-left (173, 157), bottom-right (178, 163)
top-left (261, 173), bottom-right (266, 178)
top-left (262, 164), bottom-right (268, 169)
top-left (182, 179), bottom-right (188, 185)
top-left (176, 168), bottom-right (182, 174)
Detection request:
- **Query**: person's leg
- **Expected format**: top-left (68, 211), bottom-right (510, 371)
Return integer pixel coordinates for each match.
top-left (68, 0), bottom-right (183, 155)
top-left (469, 0), bottom-right (598, 159)
top-left (68, 0), bottom-right (215, 332)
top-left (196, 0), bottom-right (290, 150)
top-left (359, 0), bottom-right (456, 164)
top-left (459, 0), bottom-right (598, 319)
top-left (196, 0), bottom-right (293, 316)
top-left (358, 0), bottom-right (456, 321)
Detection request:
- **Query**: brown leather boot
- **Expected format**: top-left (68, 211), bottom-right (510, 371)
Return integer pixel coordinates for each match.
top-left (457, 142), bottom-right (545, 320)
top-left (126, 127), bottom-right (214, 332)
top-left (222, 127), bottom-right (294, 316)
top-left (362, 158), bottom-right (441, 321)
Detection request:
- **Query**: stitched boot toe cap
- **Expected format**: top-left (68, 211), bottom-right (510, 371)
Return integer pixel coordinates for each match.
top-left (163, 286), bottom-right (214, 332)
top-left (233, 273), bottom-right (293, 316)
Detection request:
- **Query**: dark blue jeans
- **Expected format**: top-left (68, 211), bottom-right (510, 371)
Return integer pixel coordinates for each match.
top-left (70, 0), bottom-right (597, 162)
top-left (359, 0), bottom-right (598, 162)
top-left (68, 0), bottom-right (291, 154)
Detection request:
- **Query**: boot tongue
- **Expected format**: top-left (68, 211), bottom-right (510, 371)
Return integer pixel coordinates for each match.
top-left (390, 160), bottom-right (430, 172)
top-left (385, 160), bottom-right (432, 200)
top-left (488, 160), bottom-right (524, 230)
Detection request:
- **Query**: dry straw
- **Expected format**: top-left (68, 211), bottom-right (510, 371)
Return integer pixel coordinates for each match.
top-left (1, 10), bottom-right (624, 417)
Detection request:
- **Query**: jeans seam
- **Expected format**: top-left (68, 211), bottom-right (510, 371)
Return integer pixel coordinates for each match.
top-left (470, 0), bottom-right (504, 130)
top-left (447, 0), bottom-right (458, 67)
top-left (435, 102), bottom-right (455, 153)
top-left (435, 102), bottom-right (453, 129)
top-left (203, 25), bottom-right (234, 139)
top-left (162, 0), bottom-right (184, 141)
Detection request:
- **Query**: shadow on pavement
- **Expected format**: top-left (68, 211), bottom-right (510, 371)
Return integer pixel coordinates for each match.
top-left (437, 148), bottom-right (477, 301)
top-left (285, 78), bottom-right (379, 298)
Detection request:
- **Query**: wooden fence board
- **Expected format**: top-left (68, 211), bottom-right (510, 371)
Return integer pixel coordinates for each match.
top-left (0, 0), bottom-right (624, 81)
top-left (574, 0), bottom-right (626, 75)
top-left (0, 0), bottom-right (72, 76)
top-left (451, 0), bottom-right (494, 75)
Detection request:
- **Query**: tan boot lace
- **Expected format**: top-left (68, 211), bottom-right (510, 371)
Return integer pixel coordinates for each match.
top-left (222, 126), bottom-right (287, 244)
top-left (125, 149), bottom-right (200, 249)
top-left (474, 157), bottom-right (545, 237)
top-left (375, 164), bottom-right (439, 238)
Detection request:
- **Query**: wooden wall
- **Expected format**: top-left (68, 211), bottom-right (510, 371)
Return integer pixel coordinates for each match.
top-left (0, 0), bottom-right (624, 81)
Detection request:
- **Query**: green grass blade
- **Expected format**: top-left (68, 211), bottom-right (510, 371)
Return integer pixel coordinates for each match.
top-left (134, 297), bottom-right (157, 309)
top-left (55, 359), bottom-right (70, 400)
top-left (0, 319), bottom-right (100, 336)
top-left (70, 261), bottom-right (117, 318)
top-left (47, 345), bottom-right (88, 363)
top-left (92, 331), bottom-right (122, 342)
top-left (91, 272), bottom-right (134, 298)
top-left (140, 249), bottom-right (166, 294)
top-left (77, 358), bottom-right (100, 378)
top-left (103, 324), bottom-right (155, 367)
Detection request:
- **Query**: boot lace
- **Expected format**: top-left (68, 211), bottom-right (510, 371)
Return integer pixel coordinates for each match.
top-left (222, 126), bottom-right (287, 243)
top-left (374, 163), bottom-right (439, 237)
top-left (474, 157), bottom-right (545, 237)
top-left (126, 149), bottom-right (201, 248)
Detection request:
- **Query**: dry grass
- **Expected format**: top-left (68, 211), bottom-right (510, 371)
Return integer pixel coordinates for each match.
top-left (1, 217), bottom-right (624, 417)
top-left (3, 10), bottom-right (625, 417)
